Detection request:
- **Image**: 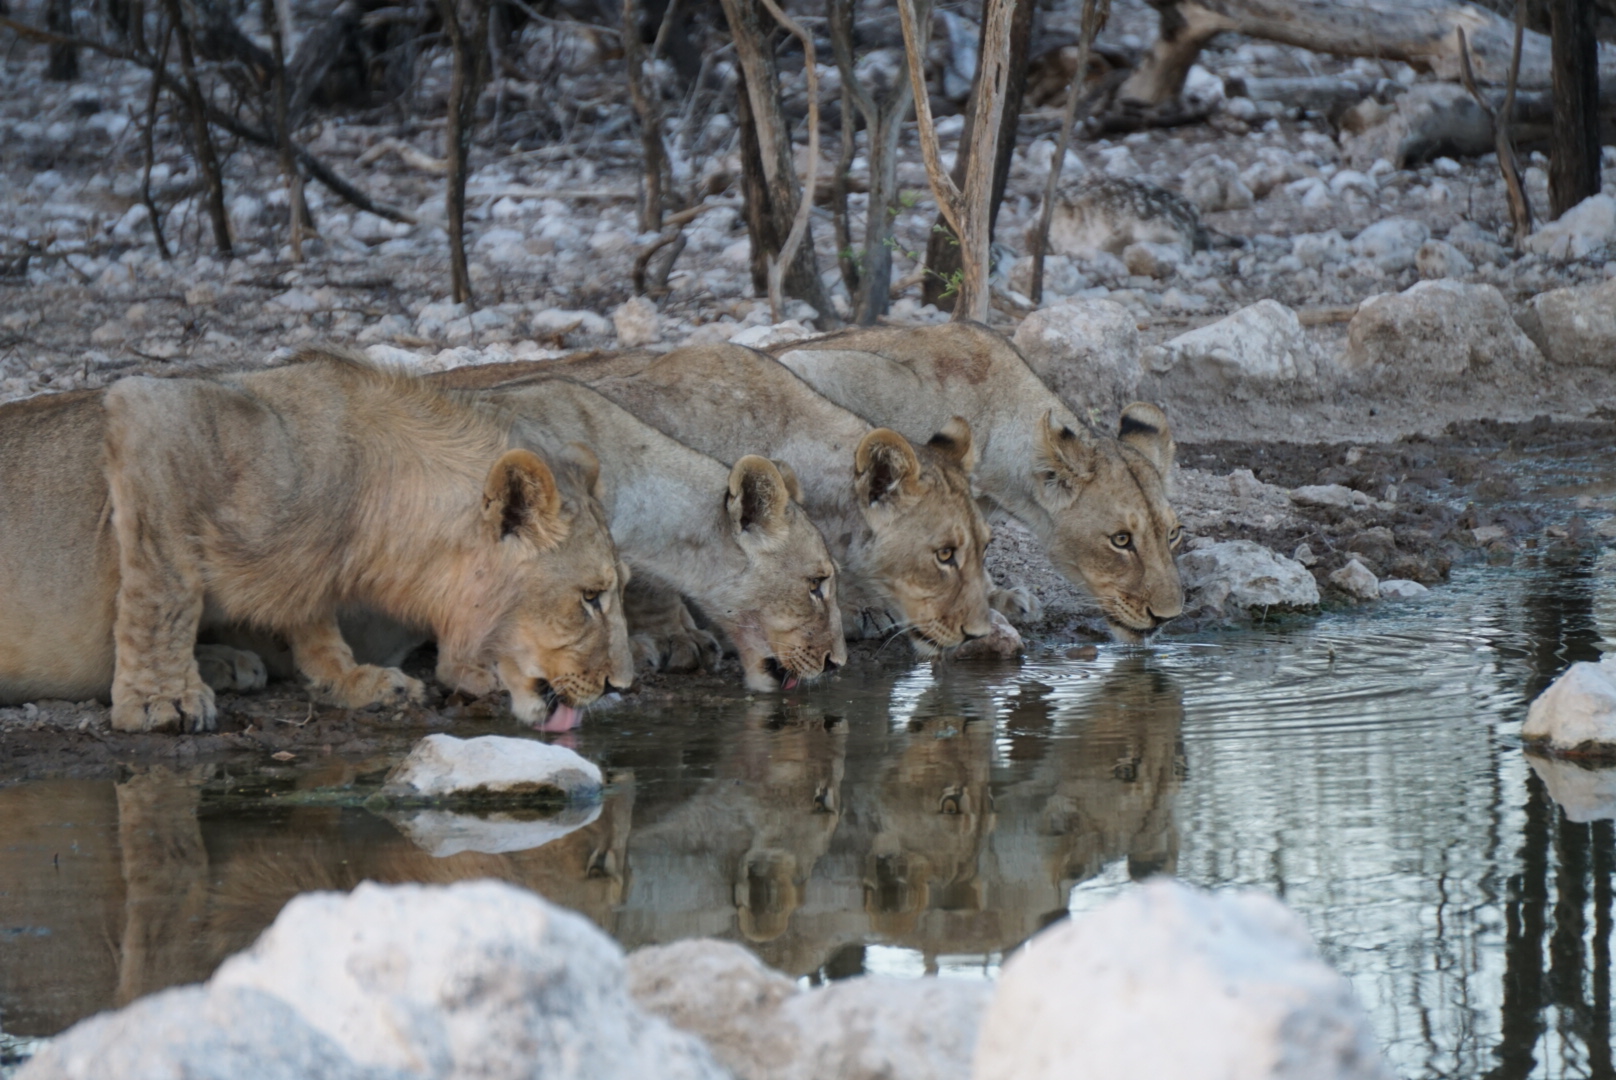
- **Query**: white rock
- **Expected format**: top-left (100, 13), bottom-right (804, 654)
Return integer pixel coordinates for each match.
top-left (1528, 279), bottom-right (1616, 367)
top-left (1329, 558), bottom-right (1381, 601)
top-left (267, 289), bottom-right (321, 313)
top-left (612, 295), bottom-right (662, 347)
top-left (1524, 194), bottom-right (1616, 260)
top-left (533, 308), bottom-right (611, 338)
top-left (973, 879), bottom-right (1394, 1080)
top-left (1013, 298), bottom-right (1141, 413)
top-left (1241, 148), bottom-right (1301, 199)
top-left (628, 938), bottom-right (990, 1080)
top-left (1181, 64), bottom-right (1225, 111)
top-left (1179, 540), bottom-right (1321, 611)
top-left (1290, 484), bottom-right (1372, 511)
top-left (363, 343), bottom-right (429, 368)
top-left (1349, 218), bottom-right (1430, 273)
top-left (1122, 240), bottom-right (1183, 278)
top-left (1526, 754), bottom-right (1616, 823)
top-left (110, 202), bottom-right (150, 241)
top-left (1098, 146), bottom-right (1139, 178)
top-left (1377, 578), bottom-right (1429, 600)
top-left (1024, 138), bottom-right (1085, 178)
top-left (1182, 155), bottom-right (1254, 213)
top-left (1344, 280), bottom-right (1543, 377)
top-left (1415, 239), bottom-right (1474, 280)
top-left (729, 319), bottom-right (816, 349)
top-left (15, 985), bottom-right (404, 1080)
top-left (1329, 169), bottom-right (1377, 197)
top-left (1521, 656), bottom-right (1616, 753)
top-left (381, 733), bottom-right (603, 801)
top-left (1151, 300), bottom-right (1315, 383)
top-left (1293, 230), bottom-right (1348, 270)
top-left (227, 194), bottom-right (265, 241)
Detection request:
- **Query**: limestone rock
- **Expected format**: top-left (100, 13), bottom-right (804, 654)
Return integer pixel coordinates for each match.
top-left (1521, 656), bottom-right (1616, 754)
top-left (1182, 155), bottom-right (1254, 213)
top-left (1150, 301), bottom-right (1315, 384)
top-left (1526, 754), bottom-right (1616, 823)
top-left (612, 296), bottom-right (663, 347)
top-left (1415, 239), bottom-right (1474, 280)
top-left (1524, 194), bottom-right (1616, 260)
top-left (1329, 558), bottom-right (1381, 601)
top-left (1344, 280), bottom-right (1543, 378)
top-left (1011, 297), bottom-right (1141, 412)
top-left (729, 319), bottom-right (816, 349)
top-left (380, 733), bottom-right (603, 802)
top-left (16, 985), bottom-right (408, 1080)
top-left (205, 881), bottom-right (726, 1079)
top-left (532, 307), bottom-right (611, 340)
top-left (1377, 578), bottom-right (1430, 600)
top-left (1179, 540), bottom-right (1321, 612)
top-left (1528, 279), bottom-right (1616, 367)
top-left (973, 878), bottom-right (1395, 1080)
top-left (628, 939), bottom-right (990, 1080)
top-left (1339, 83), bottom-right (1491, 170)
top-left (1348, 218), bottom-right (1430, 274)
top-left (1291, 484), bottom-right (1374, 511)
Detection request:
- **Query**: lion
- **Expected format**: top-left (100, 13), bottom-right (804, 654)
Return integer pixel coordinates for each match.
top-left (475, 344), bottom-right (999, 656)
top-left (0, 350), bottom-right (634, 732)
top-left (427, 371), bottom-right (847, 692)
top-left (770, 321), bottom-right (1184, 642)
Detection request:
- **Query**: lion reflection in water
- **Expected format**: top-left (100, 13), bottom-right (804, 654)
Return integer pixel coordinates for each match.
top-left (1, 660), bottom-right (1186, 1026)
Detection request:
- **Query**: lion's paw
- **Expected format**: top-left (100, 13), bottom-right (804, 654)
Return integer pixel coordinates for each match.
top-left (632, 626), bottom-right (720, 673)
top-left (318, 665), bottom-right (425, 710)
top-left (112, 680), bottom-right (218, 734)
top-left (195, 644), bottom-right (268, 692)
top-left (990, 585), bottom-right (1042, 625)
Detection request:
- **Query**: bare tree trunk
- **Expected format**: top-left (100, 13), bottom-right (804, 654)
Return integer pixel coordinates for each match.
top-left (161, 0), bottom-right (231, 254)
top-left (437, 0), bottom-right (487, 305)
top-left (1548, 0), bottom-right (1602, 217)
top-left (1459, 19), bottom-right (1533, 247)
top-left (719, 0), bottom-right (837, 324)
top-left (828, 0), bottom-right (914, 324)
top-left (264, 0), bottom-right (311, 260)
top-left (1121, 0), bottom-right (1616, 109)
top-left (141, 22), bottom-right (172, 260)
top-left (918, 0), bottom-right (1035, 312)
top-left (898, 0), bottom-right (1017, 323)
top-left (1031, 0), bottom-right (1107, 305)
top-left (47, 0), bottom-right (78, 79)
top-left (622, 0), bottom-right (667, 233)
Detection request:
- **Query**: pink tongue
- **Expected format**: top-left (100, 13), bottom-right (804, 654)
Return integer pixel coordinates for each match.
top-left (542, 702), bottom-right (581, 733)
top-left (782, 674), bottom-right (800, 691)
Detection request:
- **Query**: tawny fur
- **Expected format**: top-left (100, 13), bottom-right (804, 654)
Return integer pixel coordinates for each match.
top-left (769, 321), bottom-right (1185, 641)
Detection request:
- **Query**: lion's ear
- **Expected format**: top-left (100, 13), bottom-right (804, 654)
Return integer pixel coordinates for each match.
top-left (771, 459), bottom-right (805, 504)
top-left (1036, 410), bottom-right (1098, 500)
top-left (483, 449), bottom-right (567, 548)
top-left (927, 416), bottom-right (977, 474)
top-left (562, 441), bottom-right (604, 500)
top-left (727, 455), bottom-right (791, 539)
top-left (855, 428), bottom-right (921, 508)
top-left (1117, 402), bottom-right (1175, 477)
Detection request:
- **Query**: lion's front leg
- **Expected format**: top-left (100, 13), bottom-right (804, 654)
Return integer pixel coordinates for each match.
top-left (108, 509), bottom-right (215, 735)
top-left (288, 615), bottom-right (425, 710)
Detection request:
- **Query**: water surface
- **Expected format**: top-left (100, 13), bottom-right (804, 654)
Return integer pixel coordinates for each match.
top-left (2, 554), bottom-right (1615, 1079)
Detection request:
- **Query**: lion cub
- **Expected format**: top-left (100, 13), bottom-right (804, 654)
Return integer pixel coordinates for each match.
top-left (524, 345), bottom-right (999, 655)
top-left (0, 351), bottom-right (634, 732)
top-left (438, 374), bottom-right (847, 693)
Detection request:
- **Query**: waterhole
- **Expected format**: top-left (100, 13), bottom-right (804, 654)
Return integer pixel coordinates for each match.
top-left (2, 554), bottom-right (1615, 1078)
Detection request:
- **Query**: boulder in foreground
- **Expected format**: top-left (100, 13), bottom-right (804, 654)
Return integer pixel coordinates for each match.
top-left (973, 878), bottom-right (1394, 1080)
top-left (380, 733), bottom-right (603, 803)
top-left (1521, 656), bottom-right (1616, 756)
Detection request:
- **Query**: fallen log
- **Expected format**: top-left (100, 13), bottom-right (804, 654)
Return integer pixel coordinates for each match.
top-left (1119, 0), bottom-right (1616, 108)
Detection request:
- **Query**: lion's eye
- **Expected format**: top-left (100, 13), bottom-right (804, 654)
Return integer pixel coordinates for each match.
top-left (1110, 532), bottom-right (1133, 550)
top-left (1167, 526), bottom-right (1184, 547)
top-left (809, 575), bottom-right (828, 599)
top-left (936, 547), bottom-right (956, 566)
top-left (583, 589), bottom-right (603, 611)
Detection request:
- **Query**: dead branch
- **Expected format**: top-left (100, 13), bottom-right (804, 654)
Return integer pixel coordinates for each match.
top-left (141, 23), bottom-right (174, 260)
top-left (622, 0), bottom-right (668, 232)
top-left (265, 0), bottom-right (313, 260)
top-left (436, 0), bottom-right (489, 305)
top-left (756, 0), bottom-right (820, 321)
top-left (1458, 21), bottom-right (1531, 247)
top-left (160, 0), bottom-right (232, 254)
top-left (1031, 0), bottom-right (1108, 306)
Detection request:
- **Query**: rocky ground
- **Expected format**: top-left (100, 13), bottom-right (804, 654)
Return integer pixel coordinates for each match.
top-left (3, 0), bottom-right (1616, 764)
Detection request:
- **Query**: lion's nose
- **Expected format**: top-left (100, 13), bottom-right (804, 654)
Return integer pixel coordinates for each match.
top-left (822, 654), bottom-right (841, 673)
top-left (1148, 611), bottom-right (1176, 630)
top-left (961, 630), bottom-right (985, 642)
top-left (606, 677), bottom-right (634, 693)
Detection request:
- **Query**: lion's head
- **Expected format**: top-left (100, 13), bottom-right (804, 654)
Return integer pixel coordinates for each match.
top-left (851, 420), bottom-right (994, 655)
top-left (1032, 403), bottom-right (1184, 642)
top-left (471, 445), bottom-right (635, 729)
top-left (715, 455), bottom-right (848, 693)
